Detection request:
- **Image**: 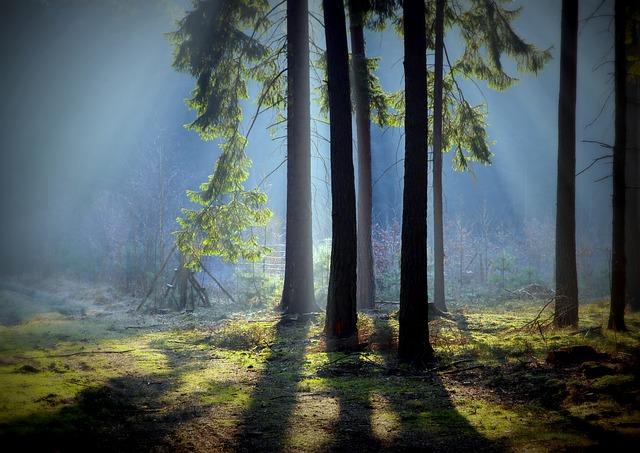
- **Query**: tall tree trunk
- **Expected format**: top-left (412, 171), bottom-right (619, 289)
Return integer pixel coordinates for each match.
top-left (280, 0), bottom-right (316, 314)
top-left (554, 0), bottom-right (579, 328)
top-left (323, 0), bottom-right (358, 342)
top-left (432, 0), bottom-right (447, 312)
top-left (625, 2), bottom-right (640, 311)
top-left (399, 0), bottom-right (434, 364)
top-left (609, 0), bottom-right (628, 331)
top-left (348, 0), bottom-right (375, 310)
top-left (626, 75), bottom-right (640, 311)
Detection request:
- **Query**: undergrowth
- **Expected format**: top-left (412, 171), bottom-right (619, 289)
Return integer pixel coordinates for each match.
top-left (0, 290), bottom-right (638, 451)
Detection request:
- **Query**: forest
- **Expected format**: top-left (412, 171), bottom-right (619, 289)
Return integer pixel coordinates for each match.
top-left (0, 0), bottom-right (639, 451)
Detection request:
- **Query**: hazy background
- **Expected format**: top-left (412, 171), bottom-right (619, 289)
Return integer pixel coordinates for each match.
top-left (0, 0), bottom-right (616, 299)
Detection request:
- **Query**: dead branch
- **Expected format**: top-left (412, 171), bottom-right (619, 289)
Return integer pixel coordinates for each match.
top-left (427, 358), bottom-right (474, 373)
top-left (200, 261), bottom-right (237, 305)
top-left (137, 246), bottom-right (176, 311)
top-left (440, 364), bottom-right (484, 375)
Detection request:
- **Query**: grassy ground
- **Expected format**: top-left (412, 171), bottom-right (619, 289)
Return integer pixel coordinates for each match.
top-left (0, 278), bottom-right (639, 451)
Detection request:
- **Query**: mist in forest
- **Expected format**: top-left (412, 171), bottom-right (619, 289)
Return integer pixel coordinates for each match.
top-left (1, 0), bottom-right (639, 451)
top-left (0, 0), bottom-right (615, 301)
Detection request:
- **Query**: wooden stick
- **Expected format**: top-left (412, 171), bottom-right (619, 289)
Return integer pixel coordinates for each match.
top-left (426, 358), bottom-right (473, 373)
top-left (189, 274), bottom-right (211, 307)
top-left (200, 261), bottom-right (237, 304)
top-left (441, 364), bottom-right (484, 375)
top-left (137, 246), bottom-right (176, 311)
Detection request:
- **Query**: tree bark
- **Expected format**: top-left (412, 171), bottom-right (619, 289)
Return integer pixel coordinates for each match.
top-left (323, 0), bottom-right (358, 342)
top-left (554, 0), bottom-right (579, 328)
top-left (348, 0), bottom-right (375, 310)
top-left (608, 0), bottom-right (628, 331)
top-left (280, 0), bottom-right (316, 314)
top-left (399, 0), bottom-right (434, 364)
top-left (626, 76), bottom-right (640, 311)
top-left (432, 0), bottom-right (447, 312)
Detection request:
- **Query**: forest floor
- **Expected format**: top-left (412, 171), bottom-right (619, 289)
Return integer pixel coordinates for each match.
top-left (0, 277), bottom-right (639, 452)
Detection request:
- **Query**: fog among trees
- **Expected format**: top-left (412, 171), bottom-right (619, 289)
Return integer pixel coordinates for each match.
top-left (0, 0), bottom-right (639, 450)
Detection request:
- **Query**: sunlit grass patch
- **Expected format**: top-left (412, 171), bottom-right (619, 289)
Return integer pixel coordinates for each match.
top-left (284, 393), bottom-right (340, 451)
top-left (196, 381), bottom-right (252, 407)
top-left (0, 291), bottom-right (638, 451)
top-left (208, 319), bottom-right (276, 350)
top-left (0, 365), bottom-right (87, 423)
top-left (451, 398), bottom-right (521, 437)
top-left (443, 299), bottom-right (640, 364)
top-left (370, 393), bottom-right (402, 440)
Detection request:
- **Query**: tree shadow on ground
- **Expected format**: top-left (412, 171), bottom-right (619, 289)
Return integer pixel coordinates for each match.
top-left (233, 316), bottom-right (313, 452)
top-left (318, 315), bottom-right (503, 452)
top-left (443, 311), bottom-right (640, 449)
top-left (0, 373), bottom-right (200, 452)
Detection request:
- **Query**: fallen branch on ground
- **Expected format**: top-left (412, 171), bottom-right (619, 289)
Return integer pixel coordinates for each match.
top-left (440, 364), bottom-right (484, 375)
top-left (427, 358), bottom-right (474, 373)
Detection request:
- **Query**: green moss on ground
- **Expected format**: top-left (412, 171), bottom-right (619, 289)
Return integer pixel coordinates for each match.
top-left (0, 288), bottom-right (638, 451)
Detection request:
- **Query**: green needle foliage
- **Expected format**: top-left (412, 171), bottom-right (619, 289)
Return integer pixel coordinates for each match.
top-left (457, 0), bottom-right (552, 90)
top-left (176, 184), bottom-right (272, 267)
top-left (340, 0), bottom-right (550, 171)
top-left (385, 71), bottom-right (492, 171)
top-left (169, 0), bottom-right (286, 268)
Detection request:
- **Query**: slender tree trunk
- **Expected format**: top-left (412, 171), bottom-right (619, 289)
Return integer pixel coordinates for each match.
top-left (609, 0), bottom-right (628, 331)
top-left (323, 0), bottom-right (358, 343)
top-left (281, 0), bottom-right (316, 314)
top-left (625, 3), bottom-right (640, 311)
top-left (432, 0), bottom-right (447, 312)
top-left (399, 0), bottom-right (434, 364)
top-left (348, 0), bottom-right (375, 310)
top-left (626, 64), bottom-right (640, 310)
top-left (554, 0), bottom-right (579, 328)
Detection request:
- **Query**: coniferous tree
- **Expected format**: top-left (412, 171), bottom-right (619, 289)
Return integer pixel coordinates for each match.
top-left (355, 1), bottom-right (547, 314)
top-left (625, 5), bottom-right (640, 311)
top-left (170, 0), bottom-right (277, 269)
top-left (432, 0), bottom-right (446, 311)
top-left (430, 0), bottom-right (550, 311)
top-left (554, 0), bottom-right (579, 328)
top-left (324, 0), bottom-right (358, 343)
top-left (398, 0), bottom-right (434, 364)
top-left (280, 0), bottom-right (316, 314)
top-left (609, 0), bottom-right (628, 331)
top-left (170, 0), bottom-right (319, 307)
top-left (627, 80), bottom-right (640, 311)
top-left (349, 0), bottom-right (375, 310)
top-left (457, 0), bottom-right (551, 91)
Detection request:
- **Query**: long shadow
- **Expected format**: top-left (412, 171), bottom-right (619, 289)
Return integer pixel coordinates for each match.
top-left (0, 319), bottom-right (235, 451)
top-left (233, 316), bottom-right (313, 452)
top-left (320, 315), bottom-right (503, 452)
top-left (320, 352), bottom-right (383, 452)
top-left (0, 374), bottom-right (200, 452)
